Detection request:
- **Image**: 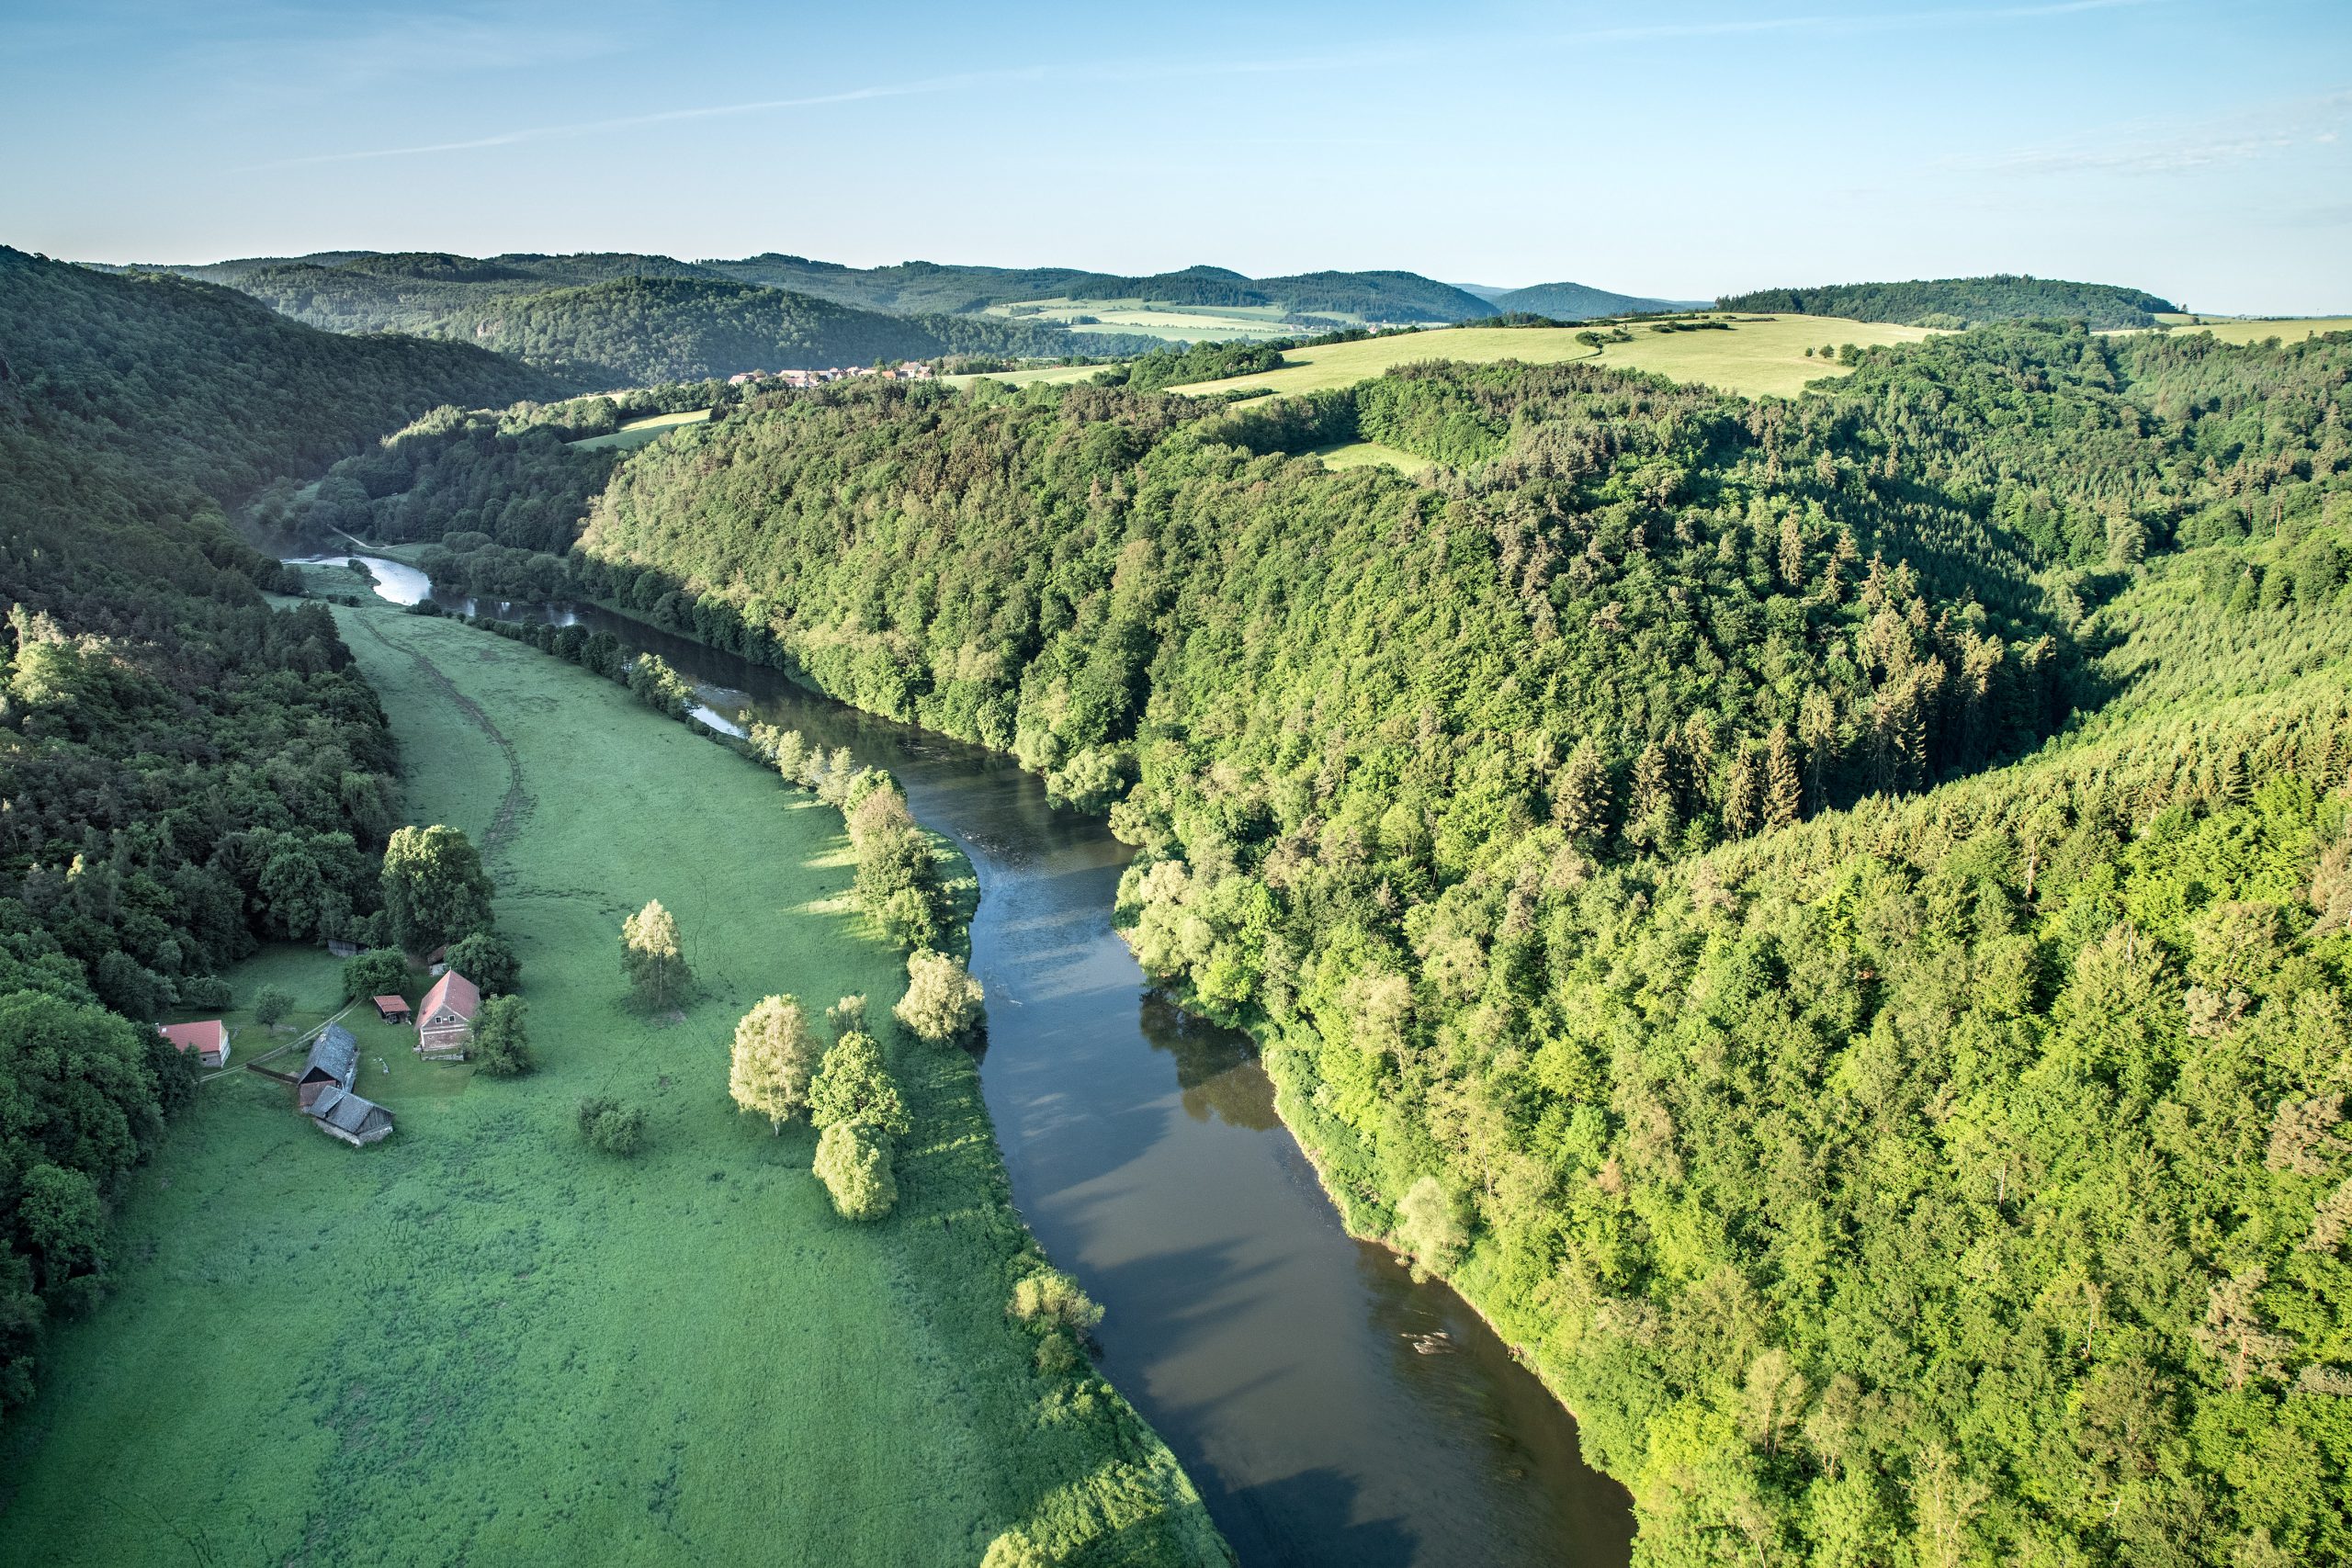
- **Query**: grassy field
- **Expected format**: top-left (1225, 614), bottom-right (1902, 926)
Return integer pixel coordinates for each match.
top-left (570, 407), bottom-right (713, 451)
top-left (940, 362), bottom-right (1121, 390)
top-left (984, 298), bottom-right (1312, 343)
top-left (2160, 316), bottom-right (2352, 344)
top-left (1168, 314), bottom-right (1934, 400)
top-left (0, 605), bottom-right (1223, 1567)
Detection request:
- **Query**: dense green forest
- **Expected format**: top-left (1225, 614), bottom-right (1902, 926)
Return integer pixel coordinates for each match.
top-left (1479, 280), bottom-right (1694, 319)
top-left (120, 253), bottom-right (1157, 388)
top-left (1716, 276), bottom-right (2182, 329)
top-left (0, 249), bottom-right (547, 1410)
top-left (539, 324), bottom-right (2352, 1566)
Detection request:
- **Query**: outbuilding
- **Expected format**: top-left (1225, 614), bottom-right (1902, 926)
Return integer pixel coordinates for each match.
top-left (373, 994), bottom-right (413, 1024)
top-left (295, 1024), bottom-right (393, 1145)
top-left (159, 1020), bottom-right (230, 1068)
top-left (416, 970), bottom-right (481, 1059)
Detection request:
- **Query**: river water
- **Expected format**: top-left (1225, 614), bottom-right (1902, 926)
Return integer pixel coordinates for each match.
top-left (298, 555), bottom-right (1636, 1568)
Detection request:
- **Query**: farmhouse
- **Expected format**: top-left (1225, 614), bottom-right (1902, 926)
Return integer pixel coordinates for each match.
top-left (295, 1024), bottom-right (393, 1146)
top-left (158, 1020), bottom-right (229, 1067)
top-left (417, 970), bottom-right (481, 1058)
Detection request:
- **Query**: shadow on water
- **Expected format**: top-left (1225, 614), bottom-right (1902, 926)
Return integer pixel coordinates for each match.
top-left (326, 570), bottom-right (1635, 1567)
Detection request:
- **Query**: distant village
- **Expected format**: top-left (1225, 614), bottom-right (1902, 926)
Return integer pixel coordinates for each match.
top-left (727, 361), bottom-right (936, 389)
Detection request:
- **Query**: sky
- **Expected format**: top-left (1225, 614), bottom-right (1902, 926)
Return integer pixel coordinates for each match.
top-left (4, 0), bottom-right (2346, 313)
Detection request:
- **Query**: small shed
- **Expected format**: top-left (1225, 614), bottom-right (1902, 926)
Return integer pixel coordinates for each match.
top-left (308, 1085), bottom-right (395, 1146)
top-left (326, 939), bottom-right (361, 958)
top-left (159, 1020), bottom-right (230, 1068)
top-left (417, 971), bottom-right (481, 1059)
top-left (373, 994), bottom-right (413, 1024)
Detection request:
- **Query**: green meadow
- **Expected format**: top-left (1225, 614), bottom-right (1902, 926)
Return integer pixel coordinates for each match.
top-left (0, 605), bottom-right (1223, 1568)
top-left (1169, 313), bottom-right (1934, 400)
top-left (982, 297), bottom-right (1308, 343)
top-left (2161, 315), bottom-right (2352, 345)
top-left (569, 407), bottom-right (714, 451)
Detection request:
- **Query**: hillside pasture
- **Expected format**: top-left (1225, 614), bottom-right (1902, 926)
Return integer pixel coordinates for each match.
top-left (1168, 314), bottom-right (1935, 400)
top-left (2162, 316), bottom-right (2352, 345)
top-left (982, 298), bottom-right (1323, 343)
top-left (569, 406), bottom-right (712, 450)
top-left (0, 605), bottom-right (1220, 1568)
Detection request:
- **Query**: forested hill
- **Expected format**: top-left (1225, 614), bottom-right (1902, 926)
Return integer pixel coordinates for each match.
top-left (459, 277), bottom-right (1152, 386)
top-left (555, 323), bottom-right (2352, 1565)
top-left (704, 256), bottom-right (1494, 322)
top-left (1479, 279), bottom-right (1695, 318)
top-left (1717, 274), bottom-right (2181, 328)
top-left (112, 254), bottom-right (1156, 388)
top-left (0, 247), bottom-right (535, 1410)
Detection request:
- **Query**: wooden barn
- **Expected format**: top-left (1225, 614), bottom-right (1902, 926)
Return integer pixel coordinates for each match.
top-left (416, 970), bottom-right (480, 1059)
top-left (373, 994), bottom-right (412, 1023)
top-left (295, 1024), bottom-right (393, 1146)
top-left (158, 1020), bottom-right (229, 1067)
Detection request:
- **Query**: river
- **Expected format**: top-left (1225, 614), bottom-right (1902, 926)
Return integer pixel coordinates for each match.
top-left (296, 554), bottom-right (1636, 1568)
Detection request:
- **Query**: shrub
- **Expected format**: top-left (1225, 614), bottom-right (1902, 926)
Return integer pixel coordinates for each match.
top-left (577, 1095), bottom-right (646, 1156)
top-left (1009, 1268), bottom-right (1103, 1334)
top-left (894, 949), bottom-right (983, 1045)
top-left (341, 947), bottom-right (409, 1001)
top-left (179, 976), bottom-right (232, 1011)
top-left (251, 985), bottom-right (294, 1028)
top-left (812, 1122), bottom-right (896, 1220)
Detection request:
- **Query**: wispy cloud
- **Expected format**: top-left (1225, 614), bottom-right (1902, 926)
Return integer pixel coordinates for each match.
top-left (1950, 89), bottom-right (2352, 176)
top-left (245, 69), bottom-right (1041, 169)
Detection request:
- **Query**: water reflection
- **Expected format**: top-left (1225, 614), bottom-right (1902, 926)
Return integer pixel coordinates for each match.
top-left (309, 563), bottom-right (1635, 1567)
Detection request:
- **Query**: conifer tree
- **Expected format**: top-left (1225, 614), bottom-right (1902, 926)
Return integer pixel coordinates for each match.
top-left (1550, 738), bottom-right (1612, 846)
top-left (1764, 725), bottom-right (1804, 829)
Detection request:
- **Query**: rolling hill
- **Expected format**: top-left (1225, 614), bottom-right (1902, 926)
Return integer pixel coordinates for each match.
top-left (1716, 274), bottom-right (2182, 329)
top-left (1470, 279), bottom-right (1697, 318)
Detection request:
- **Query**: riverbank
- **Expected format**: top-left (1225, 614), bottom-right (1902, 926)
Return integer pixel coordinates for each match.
top-left (0, 603), bottom-right (1226, 1567)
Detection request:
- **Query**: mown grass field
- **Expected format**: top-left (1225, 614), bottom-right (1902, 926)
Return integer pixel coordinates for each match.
top-left (2163, 316), bottom-right (2352, 345)
top-left (0, 605), bottom-right (1221, 1567)
top-left (941, 362), bottom-right (1121, 390)
top-left (1169, 314), bottom-right (1933, 400)
top-left (570, 407), bottom-right (713, 451)
top-left (1310, 439), bottom-right (1433, 477)
top-left (983, 298), bottom-right (1311, 343)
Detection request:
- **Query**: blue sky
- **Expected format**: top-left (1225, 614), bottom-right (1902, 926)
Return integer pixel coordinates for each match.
top-left (5, 1), bottom-right (2346, 312)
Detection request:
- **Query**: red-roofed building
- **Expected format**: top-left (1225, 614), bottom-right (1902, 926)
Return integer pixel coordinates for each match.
top-left (417, 970), bottom-right (481, 1058)
top-left (373, 994), bottom-right (412, 1023)
top-left (160, 1020), bottom-right (230, 1068)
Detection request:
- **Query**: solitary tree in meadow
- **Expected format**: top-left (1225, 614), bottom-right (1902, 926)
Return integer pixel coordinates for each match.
top-left (620, 899), bottom-right (690, 1009)
top-left (729, 993), bottom-right (820, 1132)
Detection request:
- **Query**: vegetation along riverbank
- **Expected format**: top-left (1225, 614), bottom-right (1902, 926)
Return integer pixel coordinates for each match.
top-left (0, 597), bottom-right (1227, 1567)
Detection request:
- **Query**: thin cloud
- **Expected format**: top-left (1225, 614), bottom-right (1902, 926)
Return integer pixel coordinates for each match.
top-left (1951, 89), bottom-right (2352, 177)
top-left (247, 70), bottom-right (1040, 169)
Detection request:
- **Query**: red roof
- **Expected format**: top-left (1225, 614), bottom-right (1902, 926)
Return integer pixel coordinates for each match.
top-left (420, 970), bottom-right (481, 1021)
top-left (373, 994), bottom-right (409, 1011)
top-left (159, 1020), bottom-right (227, 1054)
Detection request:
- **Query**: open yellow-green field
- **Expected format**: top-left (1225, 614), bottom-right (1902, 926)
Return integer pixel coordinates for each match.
top-left (940, 361), bottom-right (1120, 390)
top-left (2162, 316), bottom-right (2352, 345)
top-left (1168, 314), bottom-right (1934, 400)
top-left (983, 298), bottom-right (1315, 343)
top-left (569, 407), bottom-right (712, 451)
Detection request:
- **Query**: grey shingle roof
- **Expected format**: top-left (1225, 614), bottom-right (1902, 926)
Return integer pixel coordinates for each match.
top-left (304, 1023), bottom-right (358, 1088)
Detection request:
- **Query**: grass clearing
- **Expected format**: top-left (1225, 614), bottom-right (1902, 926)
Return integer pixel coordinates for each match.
top-left (0, 605), bottom-right (1221, 1567)
top-left (1311, 440), bottom-right (1433, 477)
top-left (1168, 314), bottom-right (1935, 400)
top-left (940, 362), bottom-right (1121, 390)
top-left (983, 298), bottom-right (1313, 343)
top-left (569, 407), bottom-right (712, 451)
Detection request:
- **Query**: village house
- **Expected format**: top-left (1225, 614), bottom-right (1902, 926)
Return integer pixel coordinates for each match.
top-left (295, 1024), bottom-right (393, 1146)
top-left (158, 1019), bottom-right (229, 1068)
top-left (416, 970), bottom-right (481, 1058)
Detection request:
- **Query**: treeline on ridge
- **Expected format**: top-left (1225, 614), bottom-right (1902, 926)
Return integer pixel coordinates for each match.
top-left (1716, 275), bottom-right (2183, 330)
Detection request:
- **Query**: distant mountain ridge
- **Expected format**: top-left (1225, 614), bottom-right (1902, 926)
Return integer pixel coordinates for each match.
top-left (1469, 279), bottom-right (1702, 318)
top-left (1716, 274), bottom-right (2181, 329)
